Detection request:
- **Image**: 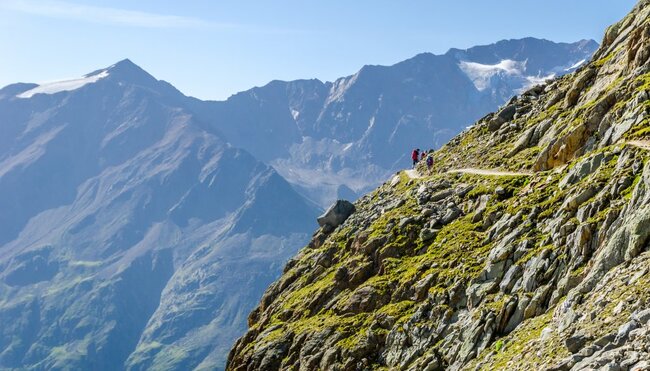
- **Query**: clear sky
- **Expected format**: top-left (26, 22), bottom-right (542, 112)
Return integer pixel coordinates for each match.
top-left (0, 0), bottom-right (639, 100)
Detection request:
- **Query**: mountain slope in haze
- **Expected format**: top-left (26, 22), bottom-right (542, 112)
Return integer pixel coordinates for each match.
top-left (0, 60), bottom-right (319, 370)
top-left (227, 2), bottom-right (650, 370)
top-left (191, 38), bottom-right (598, 207)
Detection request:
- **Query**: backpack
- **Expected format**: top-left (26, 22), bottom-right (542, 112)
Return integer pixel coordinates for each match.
top-left (426, 156), bottom-right (433, 166)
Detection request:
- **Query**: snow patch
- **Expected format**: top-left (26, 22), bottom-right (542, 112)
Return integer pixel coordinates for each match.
top-left (459, 60), bottom-right (525, 91)
top-left (520, 73), bottom-right (556, 91)
top-left (460, 59), bottom-right (559, 93)
top-left (566, 59), bottom-right (586, 71)
top-left (17, 71), bottom-right (110, 99)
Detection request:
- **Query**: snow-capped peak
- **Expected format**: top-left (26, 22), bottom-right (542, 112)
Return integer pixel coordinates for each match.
top-left (17, 70), bottom-right (109, 99)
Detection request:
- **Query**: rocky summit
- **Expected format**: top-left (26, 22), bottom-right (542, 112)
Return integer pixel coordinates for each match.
top-left (227, 2), bottom-right (650, 370)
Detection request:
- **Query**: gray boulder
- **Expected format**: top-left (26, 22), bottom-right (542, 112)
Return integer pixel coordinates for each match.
top-left (498, 104), bottom-right (518, 122)
top-left (317, 200), bottom-right (356, 230)
top-left (566, 330), bottom-right (591, 353)
top-left (420, 228), bottom-right (439, 242)
top-left (559, 152), bottom-right (611, 189)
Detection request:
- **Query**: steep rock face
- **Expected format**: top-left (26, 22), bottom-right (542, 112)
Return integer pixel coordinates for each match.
top-left (227, 2), bottom-right (650, 370)
top-left (189, 39), bottom-right (597, 207)
top-left (0, 61), bottom-right (319, 370)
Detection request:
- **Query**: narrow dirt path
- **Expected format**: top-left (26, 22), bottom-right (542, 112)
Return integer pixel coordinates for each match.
top-left (626, 140), bottom-right (650, 150)
top-left (405, 167), bottom-right (531, 179)
top-left (404, 140), bottom-right (650, 181)
top-left (447, 168), bottom-right (533, 177)
top-left (404, 169), bottom-right (423, 179)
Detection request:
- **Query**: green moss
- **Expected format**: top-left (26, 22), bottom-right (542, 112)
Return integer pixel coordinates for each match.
top-left (510, 145), bottom-right (542, 170)
top-left (377, 300), bottom-right (416, 317)
top-left (280, 271), bottom-right (337, 315)
top-left (466, 183), bottom-right (492, 199)
top-left (636, 73), bottom-right (650, 92)
top-left (593, 52), bottom-right (615, 67)
top-left (570, 264), bottom-right (587, 279)
top-left (622, 174), bottom-right (642, 200)
top-left (483, 294), bottom-right (511, 314)
top-left (494, 339), bottom-right (504, 352)
top-left (367, 186), bottom-right (419, 240)
top-left (474, 309), bottom-right (560, 370)
top-left (627, 108), bottom-right (650, 139)
top-left (518, 245), bottom-right (554, 266)
top-left (336, 301), bottom-right (418, 351)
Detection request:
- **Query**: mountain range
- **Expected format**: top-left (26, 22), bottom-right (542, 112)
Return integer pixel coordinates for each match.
top-left (0, 61), bottom-right (319, 370)
top-left (0, 37), bottom-right (597, 370)
top-left (191, 37), bottom-right (598, 207)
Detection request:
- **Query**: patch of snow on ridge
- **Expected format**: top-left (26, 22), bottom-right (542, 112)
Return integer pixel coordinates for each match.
top-left (458, 59), bottom-right (525, 91)
top-left (566, 59), bottom-right (586, 71)
top-left (17, 71), bottom-right (110, 98)
top-left (518, 73), bottom-right (556, 93)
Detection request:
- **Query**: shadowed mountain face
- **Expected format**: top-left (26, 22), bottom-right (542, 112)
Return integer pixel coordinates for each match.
top-left (190, 38), bottom-right (598, 207)
top-left (0, 60), bottom-right (318, 370)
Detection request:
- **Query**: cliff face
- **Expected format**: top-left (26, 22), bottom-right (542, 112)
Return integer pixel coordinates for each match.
top-left (227, 2), bottom-right (650, 370)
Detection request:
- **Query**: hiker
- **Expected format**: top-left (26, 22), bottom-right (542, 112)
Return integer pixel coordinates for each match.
top-left (411, 148), bottom-right (420, 167)
top-left (426, 154), bottom-right (433, 169)
top-left (420, 150), bottom-right (427, 162)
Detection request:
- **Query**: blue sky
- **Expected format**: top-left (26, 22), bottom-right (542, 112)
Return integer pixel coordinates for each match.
top-left (0, 0), bottom-right (638, 100)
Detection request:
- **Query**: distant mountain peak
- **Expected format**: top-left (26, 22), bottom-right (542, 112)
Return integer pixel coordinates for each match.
top-left (12, 59), bottom-right (167, 100)
top-left (97, 58), bottom-right (157, 85)
top-left (105, 58), bottom-right (141, 74)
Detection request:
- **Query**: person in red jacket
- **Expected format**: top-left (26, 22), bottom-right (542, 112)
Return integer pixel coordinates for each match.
top-left (411, 148), bottom-right (420, 168)
top-left (420, 150), bottom-right (427, 161)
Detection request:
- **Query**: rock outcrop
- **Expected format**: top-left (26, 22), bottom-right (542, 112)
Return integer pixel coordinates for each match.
top-left (317, 200), bottom-right (357, 232)
top-left (227, 2), bottom-right (650, 370)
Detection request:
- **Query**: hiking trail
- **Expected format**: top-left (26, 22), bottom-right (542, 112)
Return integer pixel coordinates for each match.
top-left (446, 168), bottom-right (532, 177)
top-left (626, 140), bottom-right (650, 150)
top-left (404, 169), bottom-right (423, 179)
top-left (405, 168), bottom-right (531, 179)
top-left (403, 140), bottom-right (650, 180)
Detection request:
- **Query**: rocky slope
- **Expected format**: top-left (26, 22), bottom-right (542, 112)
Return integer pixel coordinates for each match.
top-left (191, 38), bottom-right (597, 207)
top-left (227, 2), bottom-right (650, 370)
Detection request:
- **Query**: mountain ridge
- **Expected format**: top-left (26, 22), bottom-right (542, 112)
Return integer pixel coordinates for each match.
top-left (183, 37), bottom-right (598, 208)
